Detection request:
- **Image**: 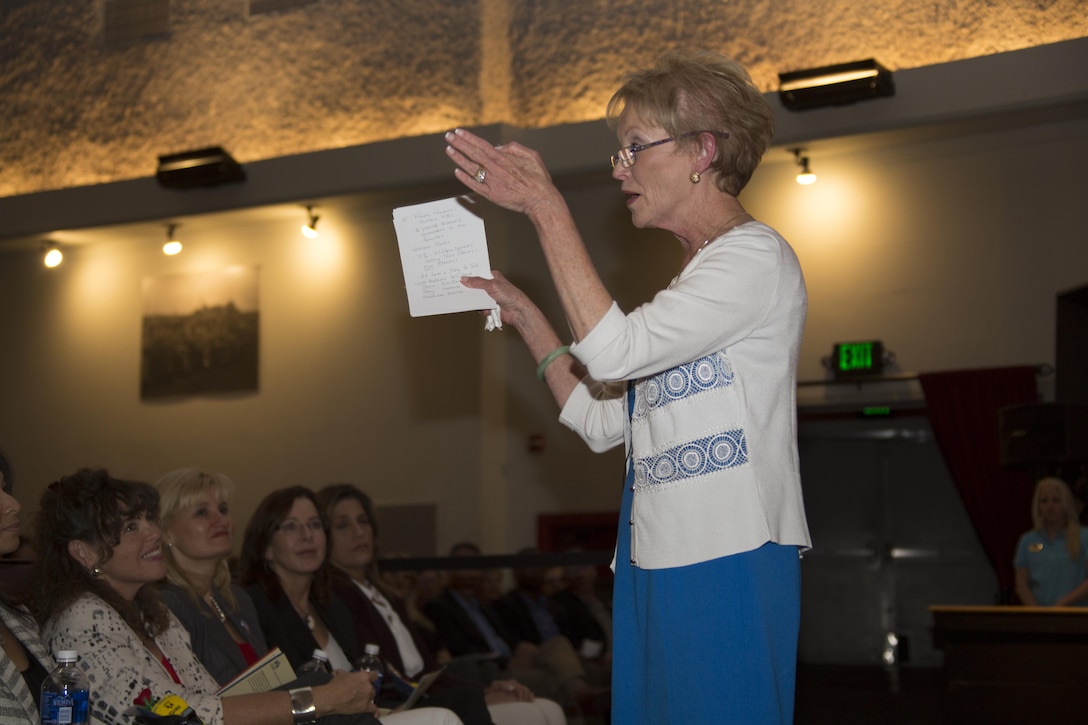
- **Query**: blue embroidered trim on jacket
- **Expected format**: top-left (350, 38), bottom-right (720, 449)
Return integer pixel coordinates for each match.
top-left (633, 350), bottom-right (734, 420)
top-left (634, 429), bottom-right (749, 486)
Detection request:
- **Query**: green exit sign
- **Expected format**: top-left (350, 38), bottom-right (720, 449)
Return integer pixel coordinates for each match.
top-left (832, 340), bottom-right (885, 378)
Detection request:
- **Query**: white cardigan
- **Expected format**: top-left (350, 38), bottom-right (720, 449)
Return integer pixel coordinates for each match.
top-left (560, 221), bottom-right (812, 569)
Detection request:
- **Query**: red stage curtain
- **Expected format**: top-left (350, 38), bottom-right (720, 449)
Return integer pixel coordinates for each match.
top-left (919, 366), bottom-right (1038, 598)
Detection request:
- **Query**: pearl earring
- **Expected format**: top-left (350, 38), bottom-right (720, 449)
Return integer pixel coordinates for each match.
top-left (689, 171), bottom-right (701, 184)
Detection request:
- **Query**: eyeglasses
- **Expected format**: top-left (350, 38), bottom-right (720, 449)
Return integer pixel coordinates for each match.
top-left (275, 518), bottom-right (324, 535)
top-left (610, 130), bottom-right (729, 169)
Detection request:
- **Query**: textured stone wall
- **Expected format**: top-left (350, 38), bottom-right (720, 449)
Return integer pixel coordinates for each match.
top-left (1, 0), bottom-right (1085, 197)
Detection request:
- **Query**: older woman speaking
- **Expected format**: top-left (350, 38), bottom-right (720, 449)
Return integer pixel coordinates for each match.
top-left (449, 49), bottom-right (810, 724)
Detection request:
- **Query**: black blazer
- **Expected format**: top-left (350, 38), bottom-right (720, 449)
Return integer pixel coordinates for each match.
top-left (549, 589), bottom-right (609, 654)
top-left (491, 589), bottom-right (550, 646)
top-left (330, 573), bottom-right (496, 725)
top-left (330, 570), bottom-right (441, 677)
top-left (246, 583), bottom-right (362, 671)
top-left (423, 589), bottom-right (516, 660)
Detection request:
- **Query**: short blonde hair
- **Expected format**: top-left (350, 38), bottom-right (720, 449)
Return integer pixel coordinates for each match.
top-left (606, 49), bottom-right (775, 196)
top-left (155, 468), bottom-right (237, 610)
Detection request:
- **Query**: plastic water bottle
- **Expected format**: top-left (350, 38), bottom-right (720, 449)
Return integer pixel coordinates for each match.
top-left (40, 650), bottom-right (90, 725)
top-left (357, 643), bottom-right (384, 694)
top-left (297, 648), bottom-right (332, 675)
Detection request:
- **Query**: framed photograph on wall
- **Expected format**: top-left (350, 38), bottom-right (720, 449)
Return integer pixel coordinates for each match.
top-left (140, 266), bottom-right (260, 400)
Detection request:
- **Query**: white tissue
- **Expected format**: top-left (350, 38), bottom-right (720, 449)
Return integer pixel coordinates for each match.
top-left (484, 307), bottom-right (502, 331)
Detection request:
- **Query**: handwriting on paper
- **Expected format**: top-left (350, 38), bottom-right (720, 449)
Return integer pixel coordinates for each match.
top-left (393, 196), bottom-right (496, 317)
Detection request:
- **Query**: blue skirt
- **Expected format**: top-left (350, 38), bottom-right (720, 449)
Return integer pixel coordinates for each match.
top-left (611, 458), bottom-right (801, 723)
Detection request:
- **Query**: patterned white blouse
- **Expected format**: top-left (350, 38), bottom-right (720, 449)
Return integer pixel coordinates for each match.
top-left (43, 593), bottom-right (225, 725)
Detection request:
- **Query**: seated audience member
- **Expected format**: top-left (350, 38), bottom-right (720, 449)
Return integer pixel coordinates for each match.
top-left (155, 469), bottom-right (270, 685)
top-left (492, 550), bottom-right (566, 648)
top-left (0, 453), bottom-right (53, 722)
top-left (379, 552), bottom-right (417, 601)
top-left (406, 568), bottom-right (449, 661)
top-left (548, 559), bottom-right (611, 665)
top-left (492, 551), bottom-right (608, 690)
top-left (1015, 477), bottom-right (1088, 606)
top-left (240, 485), bottom-right (463, 725)
top-left (36, 469), bottom-right (379, 725)
top-left (379, 555), bottom-right (448, 663)
top-left (317, 484), bottom-right (566, 725)
top-left (424, 543), bottom-right (591, 706)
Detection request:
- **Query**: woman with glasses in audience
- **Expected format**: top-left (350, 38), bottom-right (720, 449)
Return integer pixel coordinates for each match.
top-left (448, 48), bottom-right (810, 724)
top-left (317, 483), bottom-right (566, 725)
top-left (240, 485), bottom-right (463, 725)
top-left (36, 468), bottom-right (379, 725)
top-left (0, 451), bottom-right (53, 722)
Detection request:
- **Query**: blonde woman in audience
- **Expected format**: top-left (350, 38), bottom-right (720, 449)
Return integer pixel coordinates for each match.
top-left (0, 452), bottom-right (54, 722)
top-left (156, 468), bottom-right (270, 685)
top-left (317, 484), bottom-right (567, 725)
top-left (36, 468), bottom-right (379, 725)
top-left (1014, 477), bottom-right (1088, 606)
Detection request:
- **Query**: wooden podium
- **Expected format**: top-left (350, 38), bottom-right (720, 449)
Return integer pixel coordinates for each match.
top-left (930, 605), bottom-right (1088, 722)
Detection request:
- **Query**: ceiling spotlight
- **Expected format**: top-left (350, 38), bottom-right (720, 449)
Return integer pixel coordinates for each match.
top-left (791, 148), bottom-right (817, 185)
top-left (301, 205), bottom-right (319, 239)
top-left (43, 241), bottom-right (63, 268)
top-left (163, 224), bottom-right (182, 255)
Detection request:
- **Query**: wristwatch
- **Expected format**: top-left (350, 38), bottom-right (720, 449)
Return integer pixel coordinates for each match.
top-left (288, 687), bottom-right (317, 724)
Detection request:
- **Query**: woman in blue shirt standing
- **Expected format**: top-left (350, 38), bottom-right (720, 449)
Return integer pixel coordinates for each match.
top-left (1014, 477), bottom-right (1088, 606)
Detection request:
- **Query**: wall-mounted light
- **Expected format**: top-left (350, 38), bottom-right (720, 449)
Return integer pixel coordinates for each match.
top-left (43, 241), bottom-right (63, 268)
top-left (301, 205), bottom-right (320, 239)
top-left (778, 58), bottom-right (895, 112)
top-left (163, 224), bottom-right (182, 255)
top-left (791, 148), bottom-right (817, 185)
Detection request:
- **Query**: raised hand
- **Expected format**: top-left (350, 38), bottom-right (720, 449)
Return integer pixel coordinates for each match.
top-left (445, 128), bottom-right (560, 218)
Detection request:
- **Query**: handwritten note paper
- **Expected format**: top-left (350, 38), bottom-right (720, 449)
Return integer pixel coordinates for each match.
top-left (393, 196), bottom-right (496, 317)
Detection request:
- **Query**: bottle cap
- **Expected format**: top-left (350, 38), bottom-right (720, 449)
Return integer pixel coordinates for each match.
top-left (364, 643), bottom-right (380, 655)
top-left (312, 649), bottom-right (329, 661)
top-left (55, 650), bottom-right (78, 662)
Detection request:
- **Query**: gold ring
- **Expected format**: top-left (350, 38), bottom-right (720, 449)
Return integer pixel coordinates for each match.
top-left (474, 167), bottom-right (487, 183)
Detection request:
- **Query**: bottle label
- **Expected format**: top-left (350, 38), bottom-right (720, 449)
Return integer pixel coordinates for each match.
top-left (41, 689), bottom-right (89, 725)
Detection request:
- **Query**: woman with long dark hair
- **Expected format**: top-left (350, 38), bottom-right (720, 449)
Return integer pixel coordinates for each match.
top-left (317, 483), bottom-right (566, 725)
top-left (240, 485), bottom-right (463, 725)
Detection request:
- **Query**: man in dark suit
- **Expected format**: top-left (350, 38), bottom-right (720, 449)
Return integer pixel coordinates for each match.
top-left (424, 542), bottom-right (594, 706)
top-left (492, 549), bottom-right (610, 692)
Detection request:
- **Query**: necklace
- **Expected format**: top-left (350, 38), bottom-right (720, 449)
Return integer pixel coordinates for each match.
top-left (693, 211), bottom-right (753, 256)
top-left (291, 601), bottom-right (317, 630)
top-left (205, 593), bottom-right (228, 623)
top-left (361, 580), bottom-right (397, 626)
